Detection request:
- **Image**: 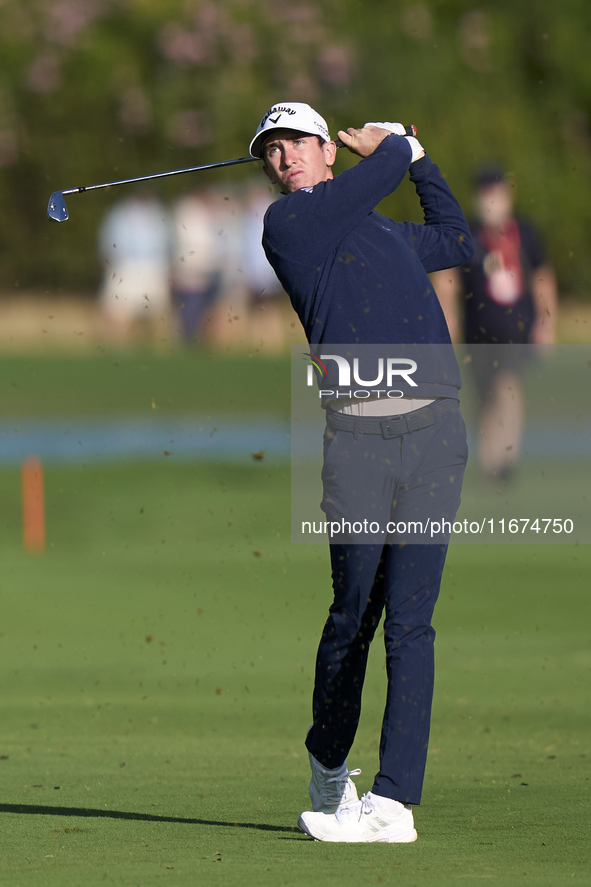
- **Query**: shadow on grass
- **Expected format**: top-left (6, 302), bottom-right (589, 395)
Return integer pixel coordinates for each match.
top-left (0, 803), bottom-right (300, 834)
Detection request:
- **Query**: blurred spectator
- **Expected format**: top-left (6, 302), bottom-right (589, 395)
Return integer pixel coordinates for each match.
top-left (432, 166), bottom-right (558, 482)
top-left (97, 181), bottom-right (288, 351)
top-left (241, 181), bottom-right (286, 352)
top-left (202, 184), bottom-right (250, 347)
top-left (98, 192), bottom-right (172, 344)
top-left (170, 186), bottom-right (222, 344)
top-left (199, 182), bottom-right (286, 351)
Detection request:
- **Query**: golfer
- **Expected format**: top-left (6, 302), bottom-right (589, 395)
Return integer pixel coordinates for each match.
top-left (250, 103), bottom-right (473, 843)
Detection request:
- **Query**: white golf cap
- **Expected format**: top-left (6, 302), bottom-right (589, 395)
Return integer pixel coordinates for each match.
top-left (249, 102), bottom-right (331, 159)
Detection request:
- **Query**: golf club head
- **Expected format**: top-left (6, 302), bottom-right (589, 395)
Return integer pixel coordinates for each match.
top-left (47, 192), bottom-right (69, 222)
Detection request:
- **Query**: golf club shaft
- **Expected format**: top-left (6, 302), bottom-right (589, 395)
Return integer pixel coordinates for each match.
top-left (61, 155), bottom-right (258, 197)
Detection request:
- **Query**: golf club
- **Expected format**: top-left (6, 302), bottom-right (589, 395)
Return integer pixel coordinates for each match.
top-left (47, 126), bottom-right (417, 222)
top-left (47, 154), bottom-right (258, 222)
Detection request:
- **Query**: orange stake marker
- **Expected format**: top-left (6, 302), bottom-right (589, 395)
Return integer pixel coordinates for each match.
top-left (21, 457), bottom-right (46, 554)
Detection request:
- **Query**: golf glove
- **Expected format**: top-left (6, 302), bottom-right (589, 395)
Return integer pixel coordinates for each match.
top-left (364, 122), bottom-right (425, 162)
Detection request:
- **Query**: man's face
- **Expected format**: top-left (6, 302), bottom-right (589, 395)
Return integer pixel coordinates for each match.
top-left (476, 181), bottom-right (514, 227)
top-left (262, 130), bottom-right (336, 193)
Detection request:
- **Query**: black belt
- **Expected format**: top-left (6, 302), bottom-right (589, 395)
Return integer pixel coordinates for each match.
top-left (326, 398), bottom-right (459, 440)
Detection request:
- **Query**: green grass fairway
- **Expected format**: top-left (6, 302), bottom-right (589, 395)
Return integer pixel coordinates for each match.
top-left (0, 351), bottom-right (291, 417)
top-left (0, 461), bottom-right (589, 886)
top-left (0, 354), bottom-right (589, 885)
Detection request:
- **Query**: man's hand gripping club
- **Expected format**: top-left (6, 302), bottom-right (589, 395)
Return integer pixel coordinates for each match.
top-left (337, 123), bottom-right (425, 162)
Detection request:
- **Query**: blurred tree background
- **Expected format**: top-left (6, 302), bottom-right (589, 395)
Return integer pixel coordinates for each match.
top-left (0, 0), bottom-right (590, 296)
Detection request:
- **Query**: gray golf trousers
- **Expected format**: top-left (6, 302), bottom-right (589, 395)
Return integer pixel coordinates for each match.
top-left (305, 400), bottom-right (467, 804)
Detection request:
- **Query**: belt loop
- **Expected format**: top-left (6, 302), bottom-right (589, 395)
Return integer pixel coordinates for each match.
top-left (353, 418), bottom-right (360, 441)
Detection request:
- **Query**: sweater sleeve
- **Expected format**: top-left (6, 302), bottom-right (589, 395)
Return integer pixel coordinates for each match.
top-left (394, 155), bottom-right (474, 273)
top-left (263, 134), bottom-right (413, 267)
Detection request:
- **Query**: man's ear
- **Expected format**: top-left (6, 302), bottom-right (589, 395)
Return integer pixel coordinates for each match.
top-left (262, 163), bottom-right (275, 183)
top-left (324, 140), bottom-right (337, 168)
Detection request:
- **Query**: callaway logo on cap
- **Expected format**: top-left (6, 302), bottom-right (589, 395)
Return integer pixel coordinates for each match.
top-left (249, 102), bottom-right (331, 159)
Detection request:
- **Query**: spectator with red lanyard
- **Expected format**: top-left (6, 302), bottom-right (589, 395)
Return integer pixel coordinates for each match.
top-left (433, 166), bottom-right (558, 482)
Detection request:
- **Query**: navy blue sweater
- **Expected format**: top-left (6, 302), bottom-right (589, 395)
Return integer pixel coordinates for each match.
top-left (263, 134), bottom-right (473, 348)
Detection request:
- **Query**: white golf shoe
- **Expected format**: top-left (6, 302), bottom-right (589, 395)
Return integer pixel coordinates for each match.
top-left (298, 791), bottom-right (418, 843)
top-left (308, 751), bottom-right (361, 813)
